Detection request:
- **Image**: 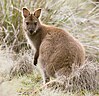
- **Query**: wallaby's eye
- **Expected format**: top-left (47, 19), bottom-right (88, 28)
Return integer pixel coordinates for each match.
top-left (34, 21), bottom-right (37, 26)
top-left (26, 22), bottom-right (29, 25)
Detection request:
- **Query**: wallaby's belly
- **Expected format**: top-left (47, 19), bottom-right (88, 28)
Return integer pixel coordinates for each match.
top-left (39, 32), bottom-right (85, 78)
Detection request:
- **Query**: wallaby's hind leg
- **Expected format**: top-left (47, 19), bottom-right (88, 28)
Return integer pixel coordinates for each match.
top-left (38, 57), bottom-right (50, 84)
top-left (55, 67), bottom-right (72, 78)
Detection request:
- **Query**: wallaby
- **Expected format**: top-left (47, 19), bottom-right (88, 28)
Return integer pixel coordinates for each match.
top-left (22, 8), bottom-right (85, 84)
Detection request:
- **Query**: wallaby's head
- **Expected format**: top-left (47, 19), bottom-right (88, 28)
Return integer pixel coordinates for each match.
top-left (22, 8), bottom-right (41, 35)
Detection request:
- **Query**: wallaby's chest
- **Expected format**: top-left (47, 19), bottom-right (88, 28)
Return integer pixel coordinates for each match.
top-left (25, 32), bottom-right (41, 50)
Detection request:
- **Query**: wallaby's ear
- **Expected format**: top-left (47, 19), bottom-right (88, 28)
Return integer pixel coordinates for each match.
top-left (22, 7), bottom-right (30, 18)
top-left (34, 8), bottom-right (41, 18)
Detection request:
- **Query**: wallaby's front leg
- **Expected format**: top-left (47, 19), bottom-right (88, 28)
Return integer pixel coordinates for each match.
top-left (34, 51), bottom-right (39, 66)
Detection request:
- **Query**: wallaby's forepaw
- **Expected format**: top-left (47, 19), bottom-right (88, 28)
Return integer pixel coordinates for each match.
top-left (34, 59), bottom-right (37, 66)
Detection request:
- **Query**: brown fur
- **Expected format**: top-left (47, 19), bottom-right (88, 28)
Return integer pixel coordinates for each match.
top-left (22, 8), bottom-right (85, 84)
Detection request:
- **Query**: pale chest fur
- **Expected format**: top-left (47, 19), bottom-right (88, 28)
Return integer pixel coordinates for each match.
top-left (25, 33), bottom-right (36, 50)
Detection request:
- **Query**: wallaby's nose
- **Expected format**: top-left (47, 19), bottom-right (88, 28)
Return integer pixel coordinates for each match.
top-left (29, 29), bottom-right (33, 34)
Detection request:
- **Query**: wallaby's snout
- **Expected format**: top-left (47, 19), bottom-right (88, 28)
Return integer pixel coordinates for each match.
top-left (29, 29), bottom-right (33, 34)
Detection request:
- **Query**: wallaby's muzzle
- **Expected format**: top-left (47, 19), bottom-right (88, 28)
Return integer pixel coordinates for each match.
top-left (29, 29), bottom-right (33, 34)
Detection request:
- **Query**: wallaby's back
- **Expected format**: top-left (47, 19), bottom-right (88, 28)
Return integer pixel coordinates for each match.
top-left (38, 25), bottom-right (85, 78)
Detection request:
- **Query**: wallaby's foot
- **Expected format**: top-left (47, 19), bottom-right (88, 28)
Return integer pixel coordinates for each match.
top-left (43, 74), bottom-right (50, 84)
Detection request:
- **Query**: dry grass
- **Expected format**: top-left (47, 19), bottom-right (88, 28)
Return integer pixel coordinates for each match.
top-left (0, 0), bottom-right (99, 96)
